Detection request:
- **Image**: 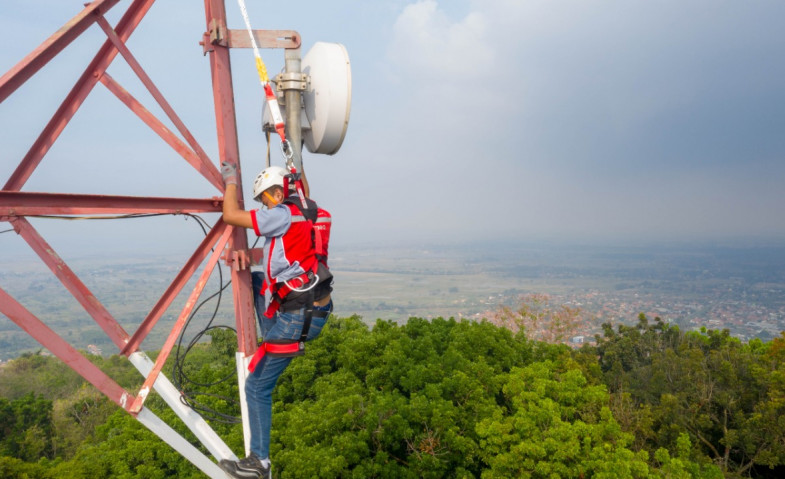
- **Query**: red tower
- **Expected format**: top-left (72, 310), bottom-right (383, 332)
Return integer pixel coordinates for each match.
top-left (0, 1), bottom-right (329, 476)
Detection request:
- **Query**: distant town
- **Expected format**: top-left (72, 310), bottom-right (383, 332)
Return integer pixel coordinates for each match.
top-left (333, 241), bottom-right (785, 344)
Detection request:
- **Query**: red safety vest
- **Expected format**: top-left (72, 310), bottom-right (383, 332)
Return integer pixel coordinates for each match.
top-left (262, 199), bottom-right (331, 318)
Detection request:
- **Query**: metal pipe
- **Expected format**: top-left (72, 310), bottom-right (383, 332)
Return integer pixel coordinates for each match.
top-left (284, 47), bottom-right (303, 172)
top-left (129, 353), bottom-right (237, 463)
top-left (136, 408), bottom-right (227, 478)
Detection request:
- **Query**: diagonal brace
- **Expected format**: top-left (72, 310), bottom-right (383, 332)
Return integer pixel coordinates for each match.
top-left (3, 0), bottom-right (158, 192)
top-left (99, 73), bottom-right (224, 191)
top-left (94, 14), bottom-right (221, 191)
top-left (0, 0), bottom-right (122, 103)
top-left (0, 286), bottom-right (136, 411)
top-left (122, 217), bottom-right (229, 355)
top-left (12, 217), bottom-right (130, 349)
top-left (129, 222), bottom-right (234, 414)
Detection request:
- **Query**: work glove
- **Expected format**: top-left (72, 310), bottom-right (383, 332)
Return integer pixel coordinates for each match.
top-left (221, 161), bottom-right (237, 186)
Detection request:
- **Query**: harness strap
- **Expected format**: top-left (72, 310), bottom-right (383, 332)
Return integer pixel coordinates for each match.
top-left (313, 228), bottom-right (324, 259)
top-left (299, 289), bottom-right (315, 343)
top-left (247, 290), bottom-right (321, 373)
top-left (263, 296), bottom-right (281, 319)
top-left (247, 341), bottom-right (304, 372)
top-left (263, 269), bottom-right (315, 318)
top-left (283, 171), bottom-right (309, 210)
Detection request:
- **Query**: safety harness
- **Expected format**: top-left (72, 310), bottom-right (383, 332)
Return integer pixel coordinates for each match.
top-left (262, 196), bottom-right (330, 317)
top-left (247, 193), bottom-right (332, 373)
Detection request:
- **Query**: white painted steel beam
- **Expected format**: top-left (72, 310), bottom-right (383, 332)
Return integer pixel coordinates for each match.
top-left (236, 352), bottom-right (253, 456)
top-left (136, 407), bottom-right (227, 478)
top-left (129, 352), bottom-right (238, 462)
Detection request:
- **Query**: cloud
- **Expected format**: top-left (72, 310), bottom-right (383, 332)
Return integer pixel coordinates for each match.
top-left (388, 0), bottom-right (494, 82)
top-left (370, 0), bottom-right (785, 242)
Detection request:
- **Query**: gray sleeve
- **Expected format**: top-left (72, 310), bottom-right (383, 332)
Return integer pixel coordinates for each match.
top-left (251, 205), bottom-right (291, 237)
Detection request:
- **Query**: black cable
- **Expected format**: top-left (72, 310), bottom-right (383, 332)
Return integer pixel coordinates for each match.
top-left (182, 213), bottom-right (211, 236)
top-left (28, 213), bottom-right (172, 220)
top-left (171, 214), bottom-right (248, 423)
top-left (172, 273), bottom-right (243, 424)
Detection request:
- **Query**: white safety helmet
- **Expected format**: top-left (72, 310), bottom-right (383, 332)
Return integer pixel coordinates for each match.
top-left (252, 166), bottom-right (287, 201)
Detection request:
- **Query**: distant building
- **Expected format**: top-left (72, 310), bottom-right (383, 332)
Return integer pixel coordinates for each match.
top-left (570, 336), bottom-right (584, 344)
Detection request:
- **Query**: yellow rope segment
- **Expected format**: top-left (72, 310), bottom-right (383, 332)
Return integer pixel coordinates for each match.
top-left (237, 0), bottom-right (270, 85)
top-left (255, 56), bottom-right (269, 84)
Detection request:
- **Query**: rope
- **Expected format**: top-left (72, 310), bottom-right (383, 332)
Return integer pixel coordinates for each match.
top-left (236, 0), bottom-right (269, 83)
top-left (236, 0), bottom-right (287, 144)
top-left (235, 0), bottom-right (307, 208)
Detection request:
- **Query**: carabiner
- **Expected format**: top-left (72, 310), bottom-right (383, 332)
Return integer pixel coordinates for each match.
top-left (281, 139), bottom-right (294, 162)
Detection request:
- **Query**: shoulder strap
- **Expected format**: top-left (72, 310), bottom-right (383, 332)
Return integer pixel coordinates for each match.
top-left (283, 196), bottom-right (318, 223)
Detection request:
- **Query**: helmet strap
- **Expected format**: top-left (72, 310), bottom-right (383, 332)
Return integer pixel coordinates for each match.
top-left (263, 191), bottom-right (279, 206)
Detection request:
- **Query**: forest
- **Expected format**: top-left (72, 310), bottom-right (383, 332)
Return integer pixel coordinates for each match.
top-left (2, 312), bottom-right (785, 478)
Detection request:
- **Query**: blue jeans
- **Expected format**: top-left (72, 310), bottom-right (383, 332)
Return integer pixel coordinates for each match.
top-left (247, 273), bottom-right (330, 459)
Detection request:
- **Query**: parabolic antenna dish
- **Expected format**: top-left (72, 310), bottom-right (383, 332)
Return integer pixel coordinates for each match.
top-left (301, 42), bottom-right (352, 155)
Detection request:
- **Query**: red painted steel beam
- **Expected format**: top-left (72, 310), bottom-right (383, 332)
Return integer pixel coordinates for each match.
top-left (129, 223), bottom-right (234, 414)
top-left (0, 286), bottom-right (136, 412)
top-left (0, 0), bottom-right (122, 103)
top-left (12, 217), bottom-right (131, 349)
top-left (248, 248), bottom-right (264, 265)
top-left (98, 73), bottom-right (224, 191)
top-left (122, 218), bottom-right (228, 355)
top-left (225, 29), bottom-right (301, 49)
top-left (204, 0), bottom-right (257, 356)
top-left (3, 0), bottom-right (157, 192)
top-left (93, 15), bottom-right (222, 192)
top-left (0, 191), bottom-right (221, 216)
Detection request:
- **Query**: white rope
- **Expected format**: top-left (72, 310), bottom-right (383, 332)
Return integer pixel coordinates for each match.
top-left (236, 0), bottom-right (268, 83)
top-left (235, 0), bottom-right (287, 144)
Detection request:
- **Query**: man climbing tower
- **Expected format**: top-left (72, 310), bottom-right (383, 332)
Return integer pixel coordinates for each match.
top-left (219, 160), bottom-right (333, 479)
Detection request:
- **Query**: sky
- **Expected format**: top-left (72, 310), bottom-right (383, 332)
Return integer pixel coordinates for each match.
top-left (2, 0), bottom-right (785, 259)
